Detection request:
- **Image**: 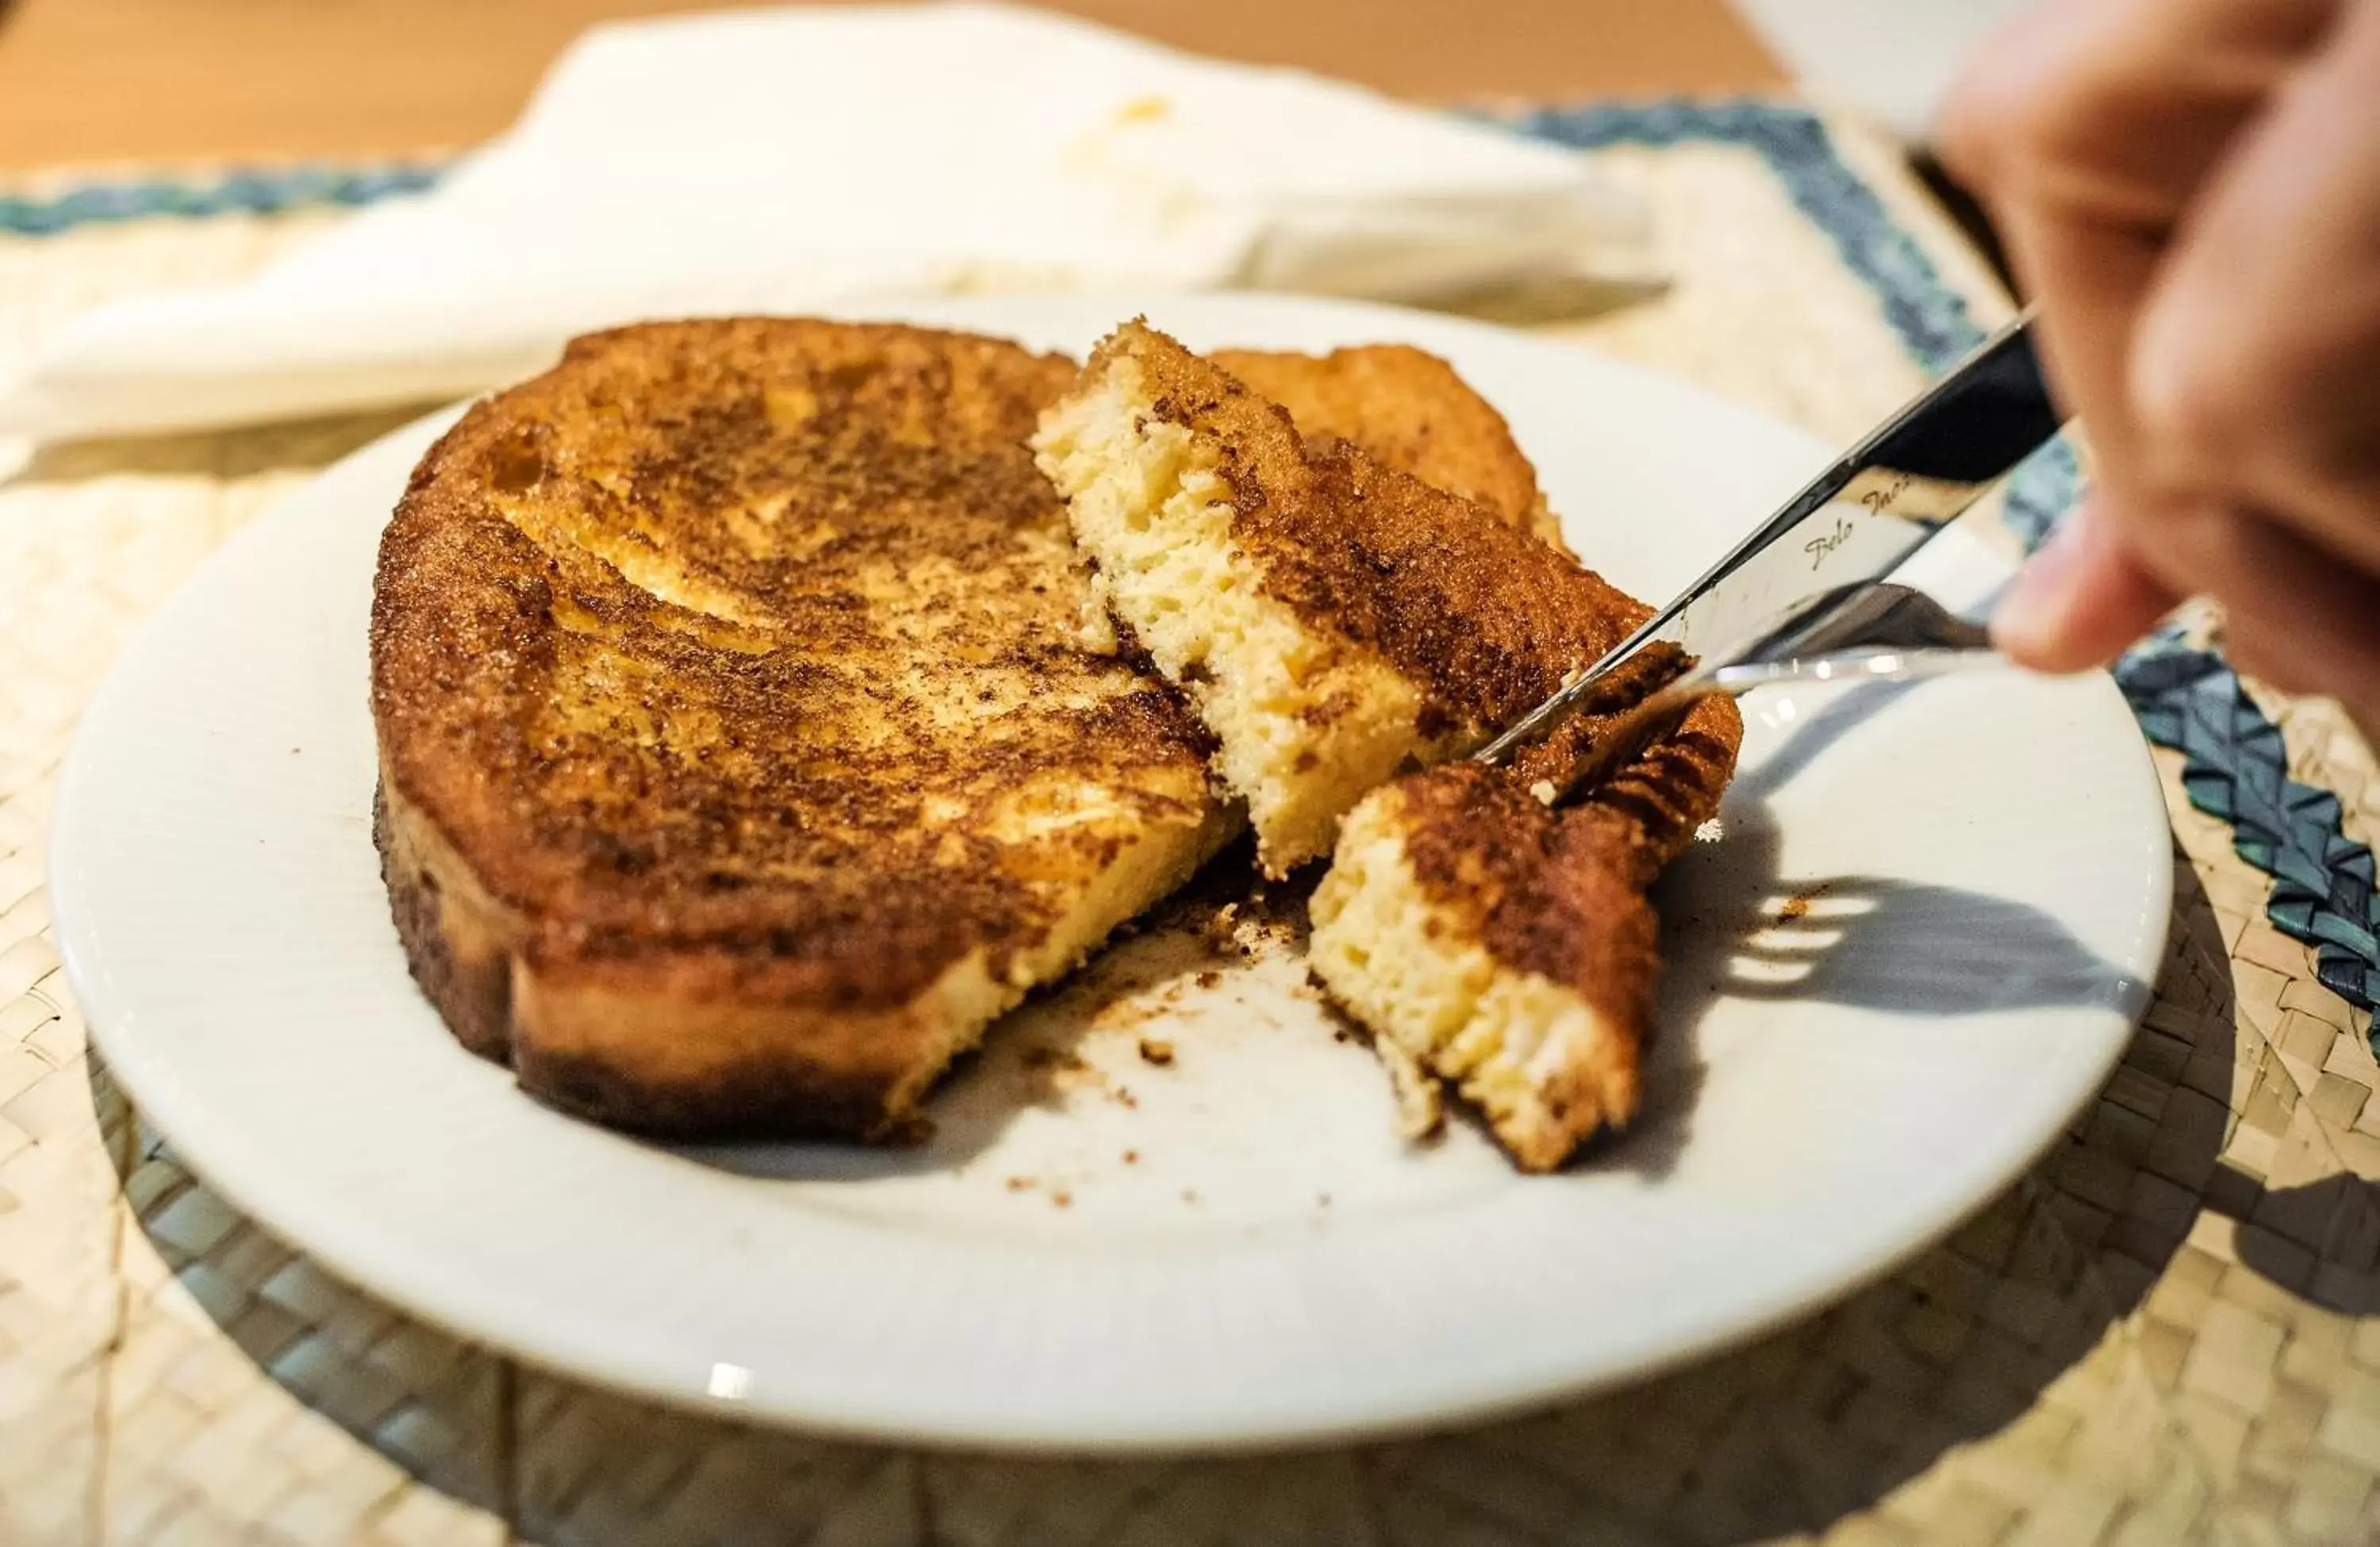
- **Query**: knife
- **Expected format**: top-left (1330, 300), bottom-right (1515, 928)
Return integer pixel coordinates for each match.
top-left (1476, 307), bottom-right (2063, 766)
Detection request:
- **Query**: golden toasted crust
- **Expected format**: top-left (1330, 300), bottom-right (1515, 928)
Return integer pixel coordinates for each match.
top-left (1038, 320), bottom-right (1660, 872)
top-left (1107, 321), bottom-right (1642, 736)
top-left (1208, 345), bottom-right (1564, 549)
top-left (1395, 693), bottom-right (1743, 1015)
top-left (370, 318), bottom-right (1230, 1138)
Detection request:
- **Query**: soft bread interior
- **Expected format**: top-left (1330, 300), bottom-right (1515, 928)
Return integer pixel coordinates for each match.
top-left (1308, 785), bottom-right (1639, 1172)
top-left (1034, 355), bottom-right (1430, 875)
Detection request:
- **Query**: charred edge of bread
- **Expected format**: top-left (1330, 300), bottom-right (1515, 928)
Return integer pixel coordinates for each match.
top-left (376, 766), bottom-right (1238, 1141)
top-left (375, 777), bottom-right (988, 1142)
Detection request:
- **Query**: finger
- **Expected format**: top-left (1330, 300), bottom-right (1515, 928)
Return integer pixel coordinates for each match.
top-left (1938, 0), bottom-right (2332, 217)
top-left (1992, 213), bottom-right (2159, 479)
top-left (1936, 0), bottom-right (2337, 487)
top-left (2120, 496), bottom-right (2380, 714)
top-left (2227, 609), bottom-right (2380, 739)
top-left (1991, 495), bottom-right (2182, 670)
top-left (2129, 0), bottom-right (2380, 574)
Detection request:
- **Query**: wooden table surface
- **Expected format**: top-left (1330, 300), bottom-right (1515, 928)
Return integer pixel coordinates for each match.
top-left (0, 0), bottom-right (1784, 171)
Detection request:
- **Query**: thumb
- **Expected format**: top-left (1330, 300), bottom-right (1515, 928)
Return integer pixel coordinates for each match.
top-left (1991, 496), bottom-right (2183, 670)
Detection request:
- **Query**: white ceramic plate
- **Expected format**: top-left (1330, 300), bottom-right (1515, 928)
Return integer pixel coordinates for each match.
top-left (52, 293), bottom-right (2170, 1452)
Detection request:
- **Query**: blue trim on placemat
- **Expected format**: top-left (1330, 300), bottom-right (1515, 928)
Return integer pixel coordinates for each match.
top-left (1509, 102), bottom-right (1987, 365)
top-left (0, 164), bottom-right (441, 236)
top-left (12, 105), bottom-right (2376, 1038)
top-left (2118, 641), bottom-right (2380, 1013)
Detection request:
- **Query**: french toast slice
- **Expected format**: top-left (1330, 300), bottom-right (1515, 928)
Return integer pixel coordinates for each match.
top-left (371, 317), bottom-right (1572, 1141)
top-left (1033, 319), bottom-right (1657, 875)
top-left (370, 319), bottom-right (1235, 1139)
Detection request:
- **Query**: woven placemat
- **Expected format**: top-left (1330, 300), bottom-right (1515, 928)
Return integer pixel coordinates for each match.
top-left (4, 102), bottom-right (2378, 1547)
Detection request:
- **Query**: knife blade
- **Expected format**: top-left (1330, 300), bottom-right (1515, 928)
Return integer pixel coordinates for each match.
top-left (1476, 307), bottom-right (2062, 766)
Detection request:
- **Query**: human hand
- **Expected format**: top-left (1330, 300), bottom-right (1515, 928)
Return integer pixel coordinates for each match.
top-left (1938, 0), bottom-right (2380, 732)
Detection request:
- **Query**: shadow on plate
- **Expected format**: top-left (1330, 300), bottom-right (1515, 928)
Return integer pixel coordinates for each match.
top-left (1663, 826), bottom-right (2150, 1020)
top-left (1626, 698), bottom-right (2147, 1184)
top-left (1630, 846), bottom-right (2147, 1184)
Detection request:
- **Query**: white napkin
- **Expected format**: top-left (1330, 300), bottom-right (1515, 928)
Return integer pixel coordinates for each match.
top-left (0, 2), bottom-right (1656, 442)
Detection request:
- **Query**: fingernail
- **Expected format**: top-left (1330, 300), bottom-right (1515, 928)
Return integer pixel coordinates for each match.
top-left (1991, 506), bottom-right (2091, 661)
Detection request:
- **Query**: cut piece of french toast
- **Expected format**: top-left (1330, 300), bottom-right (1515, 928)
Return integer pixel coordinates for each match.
top-left (1033, 318), bottom-right (1653, 875)
top-left (1307, 689), bottom-right (1741, 1172)
top-left (371, 318), bottom-right (1236, 1140)
top-left (1033, 319), bottom-right (1742, 1168)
